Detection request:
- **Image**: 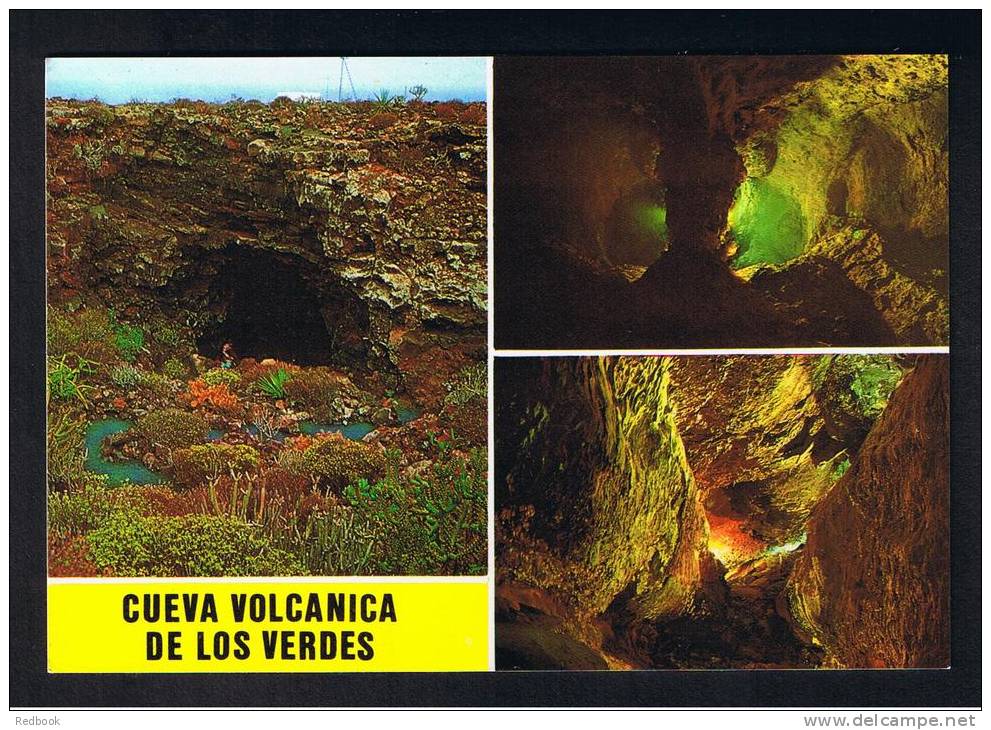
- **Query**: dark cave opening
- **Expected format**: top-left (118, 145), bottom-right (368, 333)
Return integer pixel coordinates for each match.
top-left (195, 246), bottom-right (367, 367)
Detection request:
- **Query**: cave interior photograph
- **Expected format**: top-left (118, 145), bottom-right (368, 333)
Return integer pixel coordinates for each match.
top-left (494, 55), bottom-right (949, 349)
top-left (495, 354), bottom-right (949, 670)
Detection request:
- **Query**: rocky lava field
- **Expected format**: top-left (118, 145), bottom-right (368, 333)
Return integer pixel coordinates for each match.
top-left (46, 97), bottom-right (488, 577)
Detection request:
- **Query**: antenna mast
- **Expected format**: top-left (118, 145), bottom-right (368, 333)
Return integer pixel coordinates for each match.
top-left (338, 57), bottom-right (358, 102)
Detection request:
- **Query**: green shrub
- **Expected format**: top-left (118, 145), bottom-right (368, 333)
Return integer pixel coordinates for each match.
top-left (275, 446), bottom-right (309, 475)
top-left (441, 401), bottom-right (487, 447)
top-left (371, 89), bottom-right (404, 109)
top-left (48, 306), bottom-right (115, 358)
top-left (343, 447), bottom-right (487, 575)
top-left (342, 477), bottom-right (438, 574)
top-left (47, 308), bottom-right (76, 357)
top-left (291, 438), bottom-right (386, 493)
top-left (110, 364), bottom-right (142, 389)
top-left (139, 370), bottom-right (178, 397)
top-left (444, 362), bottom-right (487, 406)
top-left (86, 513), bottom-right (304, 576)
top-left (171, 443), bottom-right (260, 490)
top-left (413, 447), bottom-right (487, 573)
top-left (73, 140), bottom-right (107, 171)
top-left (48, 474), bottom-right (145, 539)
top-left (47, 355), bottom-right (95, 403)
top-left (114, 322), bottom-right (145, 362)
top-left (203, 367), bottom-right (241, 388)
top-left (136, 408), bottom-right (209, 450)
top-left (162, 357), bottom-right (188, 381)
top-left (76, 307), bottom-right (116, 340)
top-left (256, 368), bottom-right (290, 399)
top-left (152, 323), bottom-right (182, 347)
top-left (291, 506), bottom-right (376, 575)
top-left (250, 407), bottom-right (282, 443)
top-left (47, 410), bottom-right (87, 490)
top-left (83, 103), bottom-right (116, 128)
top-left (284, 369), bottom-right (339, 419)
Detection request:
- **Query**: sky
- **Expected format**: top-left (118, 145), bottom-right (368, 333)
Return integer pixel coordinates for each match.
top-left (46, 57), bottom-right (487, 104)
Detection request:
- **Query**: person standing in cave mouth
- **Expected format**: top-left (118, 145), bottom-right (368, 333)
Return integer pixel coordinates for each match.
top-left (220, 341), bottom-right (237, 370)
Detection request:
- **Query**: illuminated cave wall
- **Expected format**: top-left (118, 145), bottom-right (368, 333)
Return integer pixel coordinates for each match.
top-left (727, 178), bottom-right (806, 267)
top-left (495, 58), bottom-right (671, 272)
top-left (788, 355), bottom-right (949, 668)
top-left (670, 355), bottom-right (905, 570)
top-left (495, 55), bottom-right (950, 348)
top-left (725, 55), bottom-right (948, 274)
top-left (497, 55), bottom-right (948, 275)
top-left (496, 357), bottom-right (707, 630)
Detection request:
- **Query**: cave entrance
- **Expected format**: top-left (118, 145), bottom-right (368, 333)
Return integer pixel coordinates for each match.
top-left (196, 246), bottom-right (363, 367)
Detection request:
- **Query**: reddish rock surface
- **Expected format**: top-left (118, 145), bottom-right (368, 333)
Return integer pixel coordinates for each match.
top-left (788, 356), bottom-right (949, 668)
top-left (46, 98), bottom-right (487, 393)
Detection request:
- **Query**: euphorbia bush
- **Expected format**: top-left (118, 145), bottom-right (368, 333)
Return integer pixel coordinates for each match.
top-left (86, 513), bottom-right (304, 577)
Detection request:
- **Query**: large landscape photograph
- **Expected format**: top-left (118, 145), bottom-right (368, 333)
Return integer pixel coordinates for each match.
top-left (45, 57), bottom-right (489, 578)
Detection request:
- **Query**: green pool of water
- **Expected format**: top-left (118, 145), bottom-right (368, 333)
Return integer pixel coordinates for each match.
top-left (396, 404), bottom-right (422, 424)
top-left (84, 415), bottom-right (382, 487)
top-left (84, 419), bottom-right (163, 485)
top-left (298, 421), bottom-right (375, 440)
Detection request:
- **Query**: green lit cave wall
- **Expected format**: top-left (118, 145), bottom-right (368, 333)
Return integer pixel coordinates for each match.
top-left (637, 204), bottom-right (668, 250)
top-left (727, 178), bottom-right (805, 267)
top-left (724, 56), bottom-right (947, 274)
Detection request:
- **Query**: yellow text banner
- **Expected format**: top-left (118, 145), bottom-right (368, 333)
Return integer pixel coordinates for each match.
top-left (48, 580), bottom-right (488, 672)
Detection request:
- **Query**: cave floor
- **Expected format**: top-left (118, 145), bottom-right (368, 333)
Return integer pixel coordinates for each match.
top-left (647, 553), bottom-right (823, 669)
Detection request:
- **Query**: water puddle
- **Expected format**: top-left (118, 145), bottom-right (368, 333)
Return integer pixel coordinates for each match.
top-left (84, 415), bottom-right (378, 486)
top-left (83, 419), bottom-right (163, 485)
top-left (298, 421), bottom-right (375, 440)
top-left (396, 404), bottom-right (422, 424)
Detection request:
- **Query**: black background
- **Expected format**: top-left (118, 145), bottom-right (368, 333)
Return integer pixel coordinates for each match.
top-left (10, 10), bottom-right (981, 708)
